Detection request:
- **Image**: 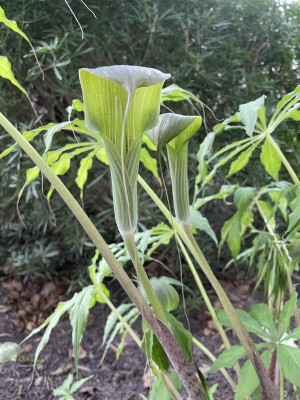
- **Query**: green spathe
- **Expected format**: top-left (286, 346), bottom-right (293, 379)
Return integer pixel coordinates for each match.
top-left (79, 65), bottom-right (170, 232)
top-left (146, 113), bottom-right (201, 222)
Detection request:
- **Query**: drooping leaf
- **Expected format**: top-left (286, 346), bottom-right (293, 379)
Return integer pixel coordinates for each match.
top-left (0, 7), bottom-right (31, 42)
top-left (69, 285), bottom-right (94, 369)
top-left (195, 131), bottom-right (215, 187)
top-left (227, 144), bottom-right (256, 177)
top-left (260, 138), bottom-right (281, 181)
top-left (0, 56), bottom-right (27, 95)
top-left (140, 147), bottom-right (160, 181)
top-left (277, 344), bottom-right (300, 386)
top-left (236, 95), bottom-right (265, 137)
top-left (190, 208), bottom-right (218, 245)
top-left (160, 84), bottom-right (199, 103)
top-left (75, 150), bottom-right (97, 198)
top-left (257, 200), bottom-right (276, 231)
top-left (279, 291), bottom-right (297, 338)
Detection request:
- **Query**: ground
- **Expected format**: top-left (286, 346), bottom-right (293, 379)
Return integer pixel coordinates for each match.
top-left (0, 273), bottom-right (294, 399)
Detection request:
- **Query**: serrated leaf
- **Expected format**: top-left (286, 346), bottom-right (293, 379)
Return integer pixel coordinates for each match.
top-left (69, 286), bottom-right (95, 369)
top-left (0, 342), bottom-right (21, 362)
top-left (277, 344), bottom-right (300, 386)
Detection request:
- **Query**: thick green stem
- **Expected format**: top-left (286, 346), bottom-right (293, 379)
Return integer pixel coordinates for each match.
top-left (0, 113), bottom-right (206, 400)
top-left (265, 134), bottom-right (299, 185)
top-left (176, 234), bottom-right (241, 377)
top-left (122, 231), bottom-right (167, 323)
top-left (138, 175), bottom-right (278, 400)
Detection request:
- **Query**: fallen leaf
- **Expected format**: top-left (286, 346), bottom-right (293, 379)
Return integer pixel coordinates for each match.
top-left (203, 328), bottom-right (213, 336)
top-left (143, 369), bottom-right (154, 388)
top-left (20, 344), bottom-right (33, 354)
top-left (69, 346), bottom-right (87, 360)
top-left (79, 385), bottom-right (101, 395)
top-left (0, 333), bottom-right (11, 338)
top-left (34, 376), bottom-right (44, 386)
top-left (50, 362), bottom-right (73, 376)
top-left (31, 294), bottom-right (41, 309)
top-left (78, 365), bottom-right (92, 373)
top-left (0, 305), bottom-right (11, 313)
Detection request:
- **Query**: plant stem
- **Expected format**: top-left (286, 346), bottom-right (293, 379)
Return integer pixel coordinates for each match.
top-left (255, 199), bottom-right (300, 339)
top-left (96, 286), bottom-right (183, 400)
top-left (176, 234), bottom-right (241, 377)
top-left (280, 369), bottom-right (284, 400)
top-left (138, 175), bottom-right (278, 400)
top-left (122, 231), bottom-right (167, 323)
top-left (265, 133), bottom-right (299, 185)
top-left (192, 337), bottom-right (237, 391)
top-left (0, 113), bottom-right (206, 400)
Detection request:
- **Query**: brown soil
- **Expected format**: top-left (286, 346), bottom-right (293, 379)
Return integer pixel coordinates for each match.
top-left (0, 274), bottom-right (294, 400)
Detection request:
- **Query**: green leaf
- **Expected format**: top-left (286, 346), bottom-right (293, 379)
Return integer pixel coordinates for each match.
top-left (140, 147), bottom-right (160, 181)
top-left (0, 56), bottom-right (27, 95)
top-left (227, 144), bottom-right (256, 177)
top-left (287, 194), bottom-right (300, 234)
top-left (101, 304), bottom-right (134, 348)
top-left (237, 95), bottom-right (265, 137)
top-left (234, 348), bottom-right (273, 400)
top-left (149, 277), bottom-right (179, 312)
top-left (141, 327), bottom-right (170, 370)
top-left (279, 291), bottom-right (297, 338)
top-left (250, 303), bottom-right (277, 339)
top-left (70, 375), bottom-right (93, 394)
top-left (277, 344), bottom-right (300, 386)
top-left (208, 345), bottom-right (246, 373)
top-left (234, 187), bottom-right (255, 213)
top-left (149, 370), bottom-right (182, 400)
top-left (23, 297), bottom-right (77, 368)
top-left (195, 131), bottom-right (215, 187)
top-left (0, 342), bottom-right (21, 362)
top-left (0, 6), bottom-right (31, 42)
top-left (53, 373), bottom-right (73, 396)
top-left (160, 84), bottom-right (199, 103)
top-left (220, 212), bottom-right (241, 259)
top-left (257, 200), bottom-right (276, 231)
top-left (284, 327), bottom-right (300, 341)
top-left (75, 150), bottom-right (97, 198)
top-left (260, 138), bottom-right (281, 181)
top-left (190, 208), bottom-right (218, 245)
top-left (164, 312), bottom-right (193, 362)
top-left (69, 286), bottom-right (94, 369)
top-left (216, 309), bottom-right (270, 339)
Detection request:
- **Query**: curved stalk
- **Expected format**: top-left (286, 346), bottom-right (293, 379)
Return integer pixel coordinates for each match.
top-left (138, 175), bottom-right (278, 400)
top-left (96, 286), bottom-right (183, 400)
top-left (0, 113), bottom-right (206, 400)
top-left (265, 134), bottom-right (299, 185)
top-left (176, 234), bottom-right (241, 377)
top-left (122, 231), bottom-right (167, 323)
